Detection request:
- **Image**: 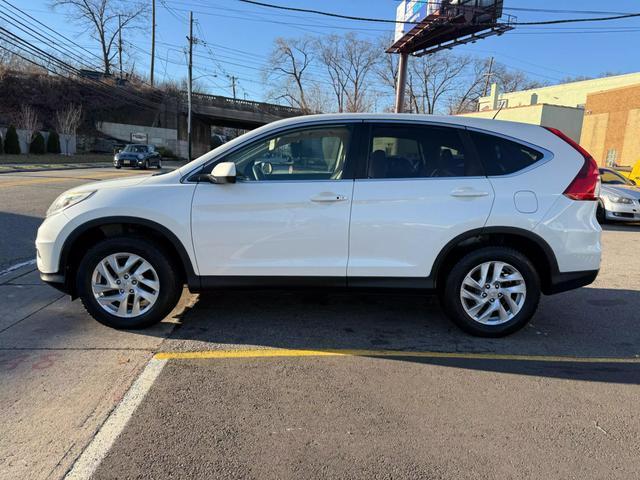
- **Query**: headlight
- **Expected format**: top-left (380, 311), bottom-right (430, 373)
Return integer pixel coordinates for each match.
top-left (114, 154), bottom-right (119, 161)
top-left (604, 194), bottom-right (633, 204)
top-left (137, 153), bottom-right (144, 160)
top-left (46, 191), bottom-right (96, 217)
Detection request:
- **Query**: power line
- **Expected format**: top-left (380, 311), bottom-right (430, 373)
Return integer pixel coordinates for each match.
top-left (389, 1), bottom-right (636, 16)
top-left (237, 0), bottom-right (640, 26)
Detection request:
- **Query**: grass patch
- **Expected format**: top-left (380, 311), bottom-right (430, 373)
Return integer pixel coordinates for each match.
top-left (0, 153), bottom-right (112, 165)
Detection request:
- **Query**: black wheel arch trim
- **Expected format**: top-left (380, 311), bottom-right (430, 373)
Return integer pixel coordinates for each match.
top-left (430, 226), bottom-right (561, 294)
top-left (57, 216), bottom-right (199, 293)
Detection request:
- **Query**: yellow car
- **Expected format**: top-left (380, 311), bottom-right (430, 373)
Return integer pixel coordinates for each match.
top-left (616, 160), bottom-right (640, 185)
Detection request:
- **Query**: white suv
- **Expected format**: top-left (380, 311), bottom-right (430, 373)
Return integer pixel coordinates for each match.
top-left (36, 114), bottom-right (601, 337)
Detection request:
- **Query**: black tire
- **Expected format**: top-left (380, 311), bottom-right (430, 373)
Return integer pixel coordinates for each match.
top-left (440, 247), bottom-right (541, 337)
top-left (115, 165), bottom-right (121, 169)
top-left (76, 236), bottom-right (182, 329)
top-left (596, 202), bottom-right (607, 224)
top-left (141, 160), bottom-right (149, 170)
top-left (156, 159), bottom-right (162, 169)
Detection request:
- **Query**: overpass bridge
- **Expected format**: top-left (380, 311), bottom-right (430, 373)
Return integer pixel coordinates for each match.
top-left (188, 92), bottom-right (303, 129)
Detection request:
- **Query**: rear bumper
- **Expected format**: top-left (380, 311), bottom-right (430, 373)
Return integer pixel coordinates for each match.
top-left (545, 269), bottom-right (599, 295)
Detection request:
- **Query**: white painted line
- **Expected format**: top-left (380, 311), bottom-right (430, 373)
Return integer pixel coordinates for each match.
top-left (0, 258), bottom-right (37, 277)
top-left (64, 358), bottom-right (167, 480)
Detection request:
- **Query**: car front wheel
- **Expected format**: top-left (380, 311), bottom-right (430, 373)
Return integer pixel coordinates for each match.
top-left (76, 237), bottom-right (182, 329)
top-left (440, 247), bottom-right (540, 337)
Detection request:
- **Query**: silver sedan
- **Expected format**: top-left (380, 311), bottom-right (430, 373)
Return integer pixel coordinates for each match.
top-left (598, 168), bottom-right (640, 223)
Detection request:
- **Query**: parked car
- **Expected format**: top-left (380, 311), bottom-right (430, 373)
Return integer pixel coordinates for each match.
top-left (613, 159), bottom-right (640, 185)
top-left (114, 144), bottom-right (162, 169)
top-left (597, 168), bottom-right (640, 223)
top-left (36, 114), bottom-right (601, 337)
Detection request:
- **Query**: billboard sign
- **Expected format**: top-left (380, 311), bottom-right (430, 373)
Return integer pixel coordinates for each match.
top-left (394, 1), bottom-right (442, 43)
top-left (389, 0), bottom-right (510, 54)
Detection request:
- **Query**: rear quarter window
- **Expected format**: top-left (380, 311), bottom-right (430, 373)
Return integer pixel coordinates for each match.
top-left (469, 131), bottom-right (544, 176)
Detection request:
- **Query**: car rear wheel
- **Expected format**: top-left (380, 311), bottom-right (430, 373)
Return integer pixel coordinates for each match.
top-left (596, 202), bottom-right (607, 224)
top-left (440, 247), bottom-right (540, 337)
top-left (76, 237), bottom-right (182, 329)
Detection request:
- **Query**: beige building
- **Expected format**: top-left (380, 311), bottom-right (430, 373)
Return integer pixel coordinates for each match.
top-left (580, 84), bottom-right (640, 167)
top-left (459, 72), bottom-right (640, 143)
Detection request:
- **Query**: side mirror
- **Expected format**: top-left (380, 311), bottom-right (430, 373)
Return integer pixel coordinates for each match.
top-left (208, 162), bottom-right (237, 184)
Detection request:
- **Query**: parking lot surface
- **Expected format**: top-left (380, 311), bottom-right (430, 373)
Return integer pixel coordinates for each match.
top-left (1, 167), bottom-right (639, 479)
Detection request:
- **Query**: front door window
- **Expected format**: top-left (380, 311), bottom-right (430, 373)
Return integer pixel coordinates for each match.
top-left (221, 126), bottom-right (352, 182)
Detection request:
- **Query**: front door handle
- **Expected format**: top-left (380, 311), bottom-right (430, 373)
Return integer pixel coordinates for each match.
top-left (450, 188), bottom-right (490, 198)
top-left (310, 193), bottom-right (348, 203)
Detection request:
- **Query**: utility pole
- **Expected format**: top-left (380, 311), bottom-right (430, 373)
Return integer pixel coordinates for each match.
top-left (118, 14), bottom-right (123, 80)
top-left (187, 10), bottom-right (193, 161)
top-left (229, 75), bottom-right (237, 100)
top-left (150, 0), bottom-right (156, 86)
top-left (483, 56), bottom-right (494, 97)
top-left (394, 52), bottom-right (409, 113)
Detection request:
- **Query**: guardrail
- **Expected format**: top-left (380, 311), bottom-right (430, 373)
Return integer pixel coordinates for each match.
top-left (188, 92), bottom-right (301, 116)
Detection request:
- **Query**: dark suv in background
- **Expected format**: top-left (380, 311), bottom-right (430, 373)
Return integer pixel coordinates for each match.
top-left (114, 144), bottom-right (162, 169)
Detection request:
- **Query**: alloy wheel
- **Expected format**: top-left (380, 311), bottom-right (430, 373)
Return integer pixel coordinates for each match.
top-left (91, 252), bottom-right (160, 318)
top-left (459, 261), bottom-right (526, 325)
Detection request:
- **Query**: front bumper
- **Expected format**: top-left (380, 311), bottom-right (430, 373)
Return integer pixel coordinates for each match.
top-left (603, 195), bottom-right (640, 221)
top-left (114, 158), bottom-right (144, 167)
top-left (605, 204), bottom-right (640, 221)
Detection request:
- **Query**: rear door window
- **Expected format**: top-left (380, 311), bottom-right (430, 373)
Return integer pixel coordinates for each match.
top-left (366, 124), bottom-right (483, 179)
top-left (469, 131), bottom-right (544, 176)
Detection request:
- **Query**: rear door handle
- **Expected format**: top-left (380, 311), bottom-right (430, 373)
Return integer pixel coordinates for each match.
top-left (450, 188), bottom-right (490, 198)
top-left (310, 193), bottom-right (348, 203)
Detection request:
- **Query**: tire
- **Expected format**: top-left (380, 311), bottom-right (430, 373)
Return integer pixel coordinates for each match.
top-left (142, 160), bottom-right (149, 170)
top-left (596, 202), bottom-right (607, 224)
top-left (156, 159), bottom-right (162, 169)
top-left (76, 236), bottom-right (182, 329)
top-left (440, 247), bottom-right (541, 337)
top-left (115, 165), bottom-right (121, 169)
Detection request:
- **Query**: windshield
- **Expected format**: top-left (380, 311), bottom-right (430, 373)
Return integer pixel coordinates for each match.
top-left (123, 145), bottom-right (148, 153)
top-left (599, 168), bottom-right (635, 186)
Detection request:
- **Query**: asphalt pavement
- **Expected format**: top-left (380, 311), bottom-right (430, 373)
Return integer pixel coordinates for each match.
top-left (0, 166), bottom-right (639, 480)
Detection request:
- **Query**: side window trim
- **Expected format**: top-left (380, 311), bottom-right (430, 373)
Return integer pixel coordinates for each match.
top-left (356, 122), bottom-right (480, 180)
top-left (464, 126), bottom-right (554, 178)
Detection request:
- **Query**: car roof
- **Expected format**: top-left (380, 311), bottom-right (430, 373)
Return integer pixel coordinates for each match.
top-left (265, 112), bottom-right (537, 129)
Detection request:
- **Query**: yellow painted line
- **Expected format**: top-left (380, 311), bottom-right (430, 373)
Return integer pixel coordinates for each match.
top-left (154, 349), bottom-right (640, 364)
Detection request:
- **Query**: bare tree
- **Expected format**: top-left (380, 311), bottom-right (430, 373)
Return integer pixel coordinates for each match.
top-left (492, 63), bottom-right (546, 93)
top-left (16, 104), bottom-right (41, 143)
top-left (56, 104), bottom-right (83, 155)
top-left (50, 0), bottom-right (148, 75)
top-left (341, 34), bottom-right (378, 112)
top-left (374, 37), bottom-right (417, 112)
top-left (409, 53), bottom-right (474, 114)
top-left (265, 37), bottom-right (316, 113)
top-left (316, 35), bottom-right (349, 113)
top-left (314, 34), bottom-right (378, 113)
top-left (448, 58), bottom-right (491, 114)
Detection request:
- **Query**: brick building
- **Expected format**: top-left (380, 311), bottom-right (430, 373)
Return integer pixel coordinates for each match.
top-left (580, 84), bottom-right (640, 167)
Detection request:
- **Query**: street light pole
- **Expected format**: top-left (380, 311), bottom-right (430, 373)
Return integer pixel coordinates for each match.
top-left (187, 10), bottom-right (193, 162)
top-left (150, 0), bottom-right (156, 86)
top-left (118, 14), bottom-right (123, 80)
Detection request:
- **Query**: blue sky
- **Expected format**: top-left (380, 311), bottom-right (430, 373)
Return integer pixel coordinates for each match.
top-left (16, 0), bottom-right (640, 101)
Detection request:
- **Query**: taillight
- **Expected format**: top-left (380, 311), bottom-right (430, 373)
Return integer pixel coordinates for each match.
top-left (544, 127), bottom-right (599, 201)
